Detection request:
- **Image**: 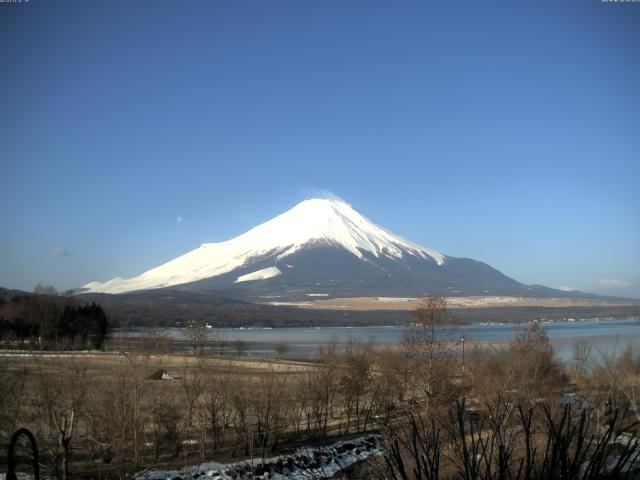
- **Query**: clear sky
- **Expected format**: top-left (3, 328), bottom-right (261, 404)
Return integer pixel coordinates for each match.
top-left (1, 1), bottom-right (639, 298)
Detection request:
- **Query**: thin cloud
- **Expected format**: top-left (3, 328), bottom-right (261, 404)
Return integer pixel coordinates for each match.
top-left (300, 187), bottom-right (348, 204)
top-left (597, 278), bottom-right (632, 288)
top-left (177, 216), bottom-right (182, 223)
top-left (52, 248), bottom-right (71, 258)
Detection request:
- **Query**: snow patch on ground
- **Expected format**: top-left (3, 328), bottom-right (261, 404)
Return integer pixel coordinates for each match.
top-left (448, 296), bottom-right (523, 307)
top-left (134, 434), bottom-right (381, 480)
top-left (376, 297), bottom-right (414, 302)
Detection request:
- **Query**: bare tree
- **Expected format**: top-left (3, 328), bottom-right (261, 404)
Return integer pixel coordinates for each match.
top-left (275, 343), bottom-right (289, 357)
top-left (572, 339), bottom-right (592, 385)
top-left (511, 321), bottom-right (565, 402)
top-left (233, 339), bottom-right (249, 357)
top-left (211, 330), bottom-right (228, 356)
top-left (469, 322), bottom-right (565, 408)
top-left (338, 339), bottom-right (373, 434)
top-left (403, 295), bottom-right (457, 408)
top-left (149, 399), bottom-right (181, 460)
top-left (188, 321), bottom-right (208, 356)
top-left (370, 347), bottom-right (409, 425)
top-left (253, 372), bottom-right (290, 460)
top-left (595, 343), bottom-right (640, 424)
top-left (181, 359), bottom-right (205, 430)
top-left (313, 341), bottom-right (340, 435)
top-left (35, 361), bottom-right (87, 480)
top-left (0, 365), bottom-right (26, 448)
top-left (202, 367), bottom-right (233, 453)
top-left (87, 351), bottom-right (155, 471)
top-left (382, 397), bottom-right (640, 480)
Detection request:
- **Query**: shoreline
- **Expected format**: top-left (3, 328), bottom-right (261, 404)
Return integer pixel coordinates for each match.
top-left (111, 315), bottom-right (640, 332)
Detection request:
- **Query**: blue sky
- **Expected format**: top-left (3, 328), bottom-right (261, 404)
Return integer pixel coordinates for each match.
top-left (1, 0), bottom-right (639, 298)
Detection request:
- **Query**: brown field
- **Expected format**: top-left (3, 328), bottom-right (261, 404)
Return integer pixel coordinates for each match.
top-left (1, 352), bottom-right (329, 478)
top-left (1, 351), bottom-right (316, 383)
top-left (261, 295), bottom-right (639, 311)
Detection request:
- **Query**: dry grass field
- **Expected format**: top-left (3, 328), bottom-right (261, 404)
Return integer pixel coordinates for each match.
top-left (1, 351), bottom-right (332, 479)
top-left (1, 352), bottom-right (316, 383)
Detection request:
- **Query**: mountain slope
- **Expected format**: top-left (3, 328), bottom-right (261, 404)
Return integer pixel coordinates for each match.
top-left (82, 198), bottom-right (445, 295)
top-left (167, 244), bottom-right (546, 301)
top-left (81, 198), bottom-right (584, 300)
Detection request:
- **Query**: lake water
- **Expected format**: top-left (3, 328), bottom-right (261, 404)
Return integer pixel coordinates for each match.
top-left (112, 318), bottom-right (640, 363)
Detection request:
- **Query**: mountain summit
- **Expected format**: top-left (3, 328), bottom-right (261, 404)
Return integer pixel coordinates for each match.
top-left (82, 198), bottom-right (573, 300)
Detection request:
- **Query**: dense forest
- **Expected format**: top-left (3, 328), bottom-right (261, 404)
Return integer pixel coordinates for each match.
top-left (0, 290), bottom-right (109, 350)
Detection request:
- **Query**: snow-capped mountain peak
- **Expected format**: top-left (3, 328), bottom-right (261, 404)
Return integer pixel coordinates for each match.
top-left (82, 198), bottom-right (445, 294)
top-left (229, 198), bottom-right (444, 263)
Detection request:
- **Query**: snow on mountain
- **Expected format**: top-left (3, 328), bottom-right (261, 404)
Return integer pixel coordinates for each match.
top-left (82, 198), bottom-right (446, 294)
top-left (234, 266), bottom-right (282, 283)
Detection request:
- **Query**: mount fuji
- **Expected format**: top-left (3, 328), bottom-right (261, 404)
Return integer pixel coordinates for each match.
top-left (81, 198), bottom-right (578, 301)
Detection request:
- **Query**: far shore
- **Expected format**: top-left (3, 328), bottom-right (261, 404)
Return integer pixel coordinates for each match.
top-left (259, 295), bottom-right (640, 311)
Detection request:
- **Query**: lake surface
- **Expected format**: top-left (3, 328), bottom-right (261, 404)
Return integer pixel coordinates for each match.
top-left (112, 318), bottom-right (640, 363)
